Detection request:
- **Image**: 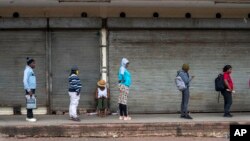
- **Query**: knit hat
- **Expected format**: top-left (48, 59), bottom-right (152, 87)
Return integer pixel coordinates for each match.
top-left (71, 66), bottom-right (79, 71)
top-left (97, 80), bottom-right (106, 87)
top-left (182, 64), bottom-right (190, 72)
top-left (26, 57), bottom-right (34, 65)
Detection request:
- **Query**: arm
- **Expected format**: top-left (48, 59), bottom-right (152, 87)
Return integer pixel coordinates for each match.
top-left (23, 70), bottom-right (32, 95)
top-left (224, 79), bottom-right (232, 91)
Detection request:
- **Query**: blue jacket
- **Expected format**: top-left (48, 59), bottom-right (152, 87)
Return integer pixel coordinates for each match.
top-left (68, 74), bottom-right (82, 94)
top-left (23, 66), bottom-right (36, 92)
top-left (177, 70), bottom-right (192, 88)
top-left (118, 58), bottom-right (132, 87)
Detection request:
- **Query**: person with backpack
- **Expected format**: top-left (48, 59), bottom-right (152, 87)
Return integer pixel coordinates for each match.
top-left (221, 65), bottom-right (234, 118)
top-left (177, 64), bottom-right (195, 119)
top-left (68, 66), bottom-right (82, 121)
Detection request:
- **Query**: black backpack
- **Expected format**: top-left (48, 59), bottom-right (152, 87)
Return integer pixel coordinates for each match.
top-left (215, 74), bottom-right (225, 92)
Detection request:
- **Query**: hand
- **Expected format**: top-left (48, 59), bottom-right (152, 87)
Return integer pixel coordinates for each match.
top-left (28, 91), bottom-right (33, 96)
top-left (191, 76), bottom-right (195, 79)
top-left (76, 93), bottom-right (80, 96)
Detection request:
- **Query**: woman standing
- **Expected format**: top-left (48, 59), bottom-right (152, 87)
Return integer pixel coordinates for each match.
top-left (178, 64), bottom-right (195, 119)
top-left (222, 65), bottom-right (234, 118)
top-left (118, 58), bottom-right (132, 121)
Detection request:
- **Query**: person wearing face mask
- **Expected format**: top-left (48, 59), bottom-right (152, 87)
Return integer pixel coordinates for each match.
top-left (68, 66), bottom-right (82, 121)
top-left (118, 58), bottom-right (132, 121)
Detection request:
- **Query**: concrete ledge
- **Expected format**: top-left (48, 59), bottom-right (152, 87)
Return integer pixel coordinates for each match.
top-left (49, 18), bottom-right (102, 29)
top-left (0, 122), bottom-right (231, 138)
top-left (107, 18), bottom-right (250, 29)
top-left (0, 18), bottom-right (47, 29)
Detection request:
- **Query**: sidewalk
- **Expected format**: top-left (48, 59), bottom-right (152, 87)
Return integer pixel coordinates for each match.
top-left (0, 112), bottom-right (249, 138)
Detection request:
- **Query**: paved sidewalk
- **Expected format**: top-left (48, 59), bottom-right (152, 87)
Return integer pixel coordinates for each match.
top-left (0, 112), bottom-right (249, 138)
top-left (0, 112), bottom-right (249, 126)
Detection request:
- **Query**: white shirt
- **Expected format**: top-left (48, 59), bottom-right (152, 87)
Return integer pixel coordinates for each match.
top-left (98, 87), bottom-right (108, 98)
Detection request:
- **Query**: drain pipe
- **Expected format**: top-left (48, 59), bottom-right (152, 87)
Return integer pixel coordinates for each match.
top-left (100, 25), bottom-right (108, 83)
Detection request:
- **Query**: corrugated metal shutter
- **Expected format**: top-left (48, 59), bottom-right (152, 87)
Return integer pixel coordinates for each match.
top-left (0, 30), bottom-right (47, 107)
top-left (51, 30), bottom-right (100, 111)
top-left (109, 30), bottom-right (250, 113)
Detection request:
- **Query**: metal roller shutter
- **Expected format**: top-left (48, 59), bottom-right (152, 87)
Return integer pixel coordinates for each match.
top-left (0, 30), bottom-right (47, 107)
top-left (109, 30), bottom-right (250, 113)
top-left (51, 30), bottom-right (100, 111)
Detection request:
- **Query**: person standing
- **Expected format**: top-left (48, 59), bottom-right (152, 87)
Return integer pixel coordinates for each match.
top-left (68, 66), bottom-right (82, 121)
top-left (118, 58), bottom-right (132, 121)
top-left (177, 64), bottom-right (195, 119)
top-left (222, 65), bottom-right (234, 118)
top-left (23, 57), bottom-right (37, 122)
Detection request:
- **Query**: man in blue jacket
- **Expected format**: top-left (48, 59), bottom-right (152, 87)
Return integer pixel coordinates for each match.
top-left (23, 57), bottom-right (37, 122)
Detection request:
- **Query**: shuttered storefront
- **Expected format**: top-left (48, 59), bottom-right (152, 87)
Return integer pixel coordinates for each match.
top-left (109, 28), bottom-right (250, 113)
top-left (51, 30), bottom-right (100, 111)
top-left (0, 30), bottom-right (47, 107)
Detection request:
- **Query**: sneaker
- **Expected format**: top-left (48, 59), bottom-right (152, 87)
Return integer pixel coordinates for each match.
top-left (72, 117), bottom-right (81, 122)
top-left (26, 118), bottom-right (37, 122)
top-left (123, 116), bottom-right (131, 121)
top-left (119, 116), bottom-right (124, 120)
top-left (183, 115), bottom-right (193, 120)
top-left (224, 114), bottom-right (233, 118)
top-left (180, 115), bottom-right (185, 118)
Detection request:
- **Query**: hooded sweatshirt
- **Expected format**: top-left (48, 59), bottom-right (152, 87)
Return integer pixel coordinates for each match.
top-left (118, 58), bottom-right (132, 87)
top-left (177, 70), bottom-right (192, 88)
top-left (23, 65), bottom-right (36, 92)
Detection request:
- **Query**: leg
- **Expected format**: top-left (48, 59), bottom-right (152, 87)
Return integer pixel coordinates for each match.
top-left (103, 98), bottom-right (108, 116)
top-left (69, 92), bottom-right (73, 118)
top-left (181, 88), bottom-right (190, 116)
top-left (119, 103), bottom-right (124, 120)
top-left (224, 91), bottom-right (232, 115)
top-left (27, 109), bottom-right (33, 118)
top-left (71, 92), bottom-right (80, 118)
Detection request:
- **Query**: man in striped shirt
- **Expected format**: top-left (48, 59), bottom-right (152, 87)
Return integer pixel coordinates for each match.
top-left (68, 66), bottom-right (82, 121)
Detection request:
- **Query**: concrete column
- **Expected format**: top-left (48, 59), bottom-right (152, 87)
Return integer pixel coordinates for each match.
top-left (100, 28), bottom-right (108, 83)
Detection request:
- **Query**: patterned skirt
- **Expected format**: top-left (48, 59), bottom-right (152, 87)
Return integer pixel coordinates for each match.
top-left (118, 84), bottom-right (129, 105)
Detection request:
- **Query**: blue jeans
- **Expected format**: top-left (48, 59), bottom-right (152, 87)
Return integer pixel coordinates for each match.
top-left (181, 88), bottom-right (190, 116)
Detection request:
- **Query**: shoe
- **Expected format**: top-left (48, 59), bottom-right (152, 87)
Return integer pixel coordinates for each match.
top-left (72, 117), bottom-right (81, 122)
top-left (228, 113), bottom-right (233, 117)
top-left (224, 114), bottom-right (233, 118)
top-left (180, 115), bottom-right (185, 118)
top-left (123, 116), bottom-right (131, 121)
top-left (183, 115), bottom-right (193, 120)
top-left (119, 116), bottom-right (124, 120)
top-left (26, 118), bottom-right (37, 122)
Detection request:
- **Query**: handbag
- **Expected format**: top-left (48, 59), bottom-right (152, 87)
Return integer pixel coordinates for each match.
top-left (26, 95), bottom-right (37, 109)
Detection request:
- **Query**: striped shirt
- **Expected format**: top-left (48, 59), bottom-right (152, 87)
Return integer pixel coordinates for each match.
top-left (68, 74), bottom-right (82, 93)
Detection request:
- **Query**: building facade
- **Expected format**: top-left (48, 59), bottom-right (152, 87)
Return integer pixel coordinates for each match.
top-left (0, 0), bottom-right (250, 114)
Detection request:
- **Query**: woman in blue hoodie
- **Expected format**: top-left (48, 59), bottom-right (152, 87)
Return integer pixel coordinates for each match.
top-left (177, 64), bottom-right (195, 119)
top-left (118, 58), bottom-right (132, 121)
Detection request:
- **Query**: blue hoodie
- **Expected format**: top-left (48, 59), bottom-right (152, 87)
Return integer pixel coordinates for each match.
top-left (23, 66), bottom-right (36, 92)
top-left (118, 58), bottom-right (132, 87)
top-left (177, 70), bottom-right (192, 88)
